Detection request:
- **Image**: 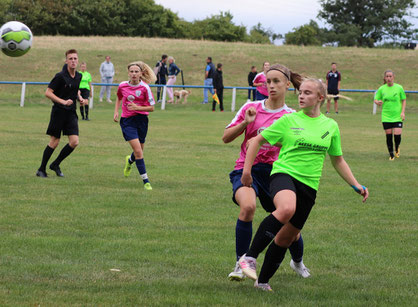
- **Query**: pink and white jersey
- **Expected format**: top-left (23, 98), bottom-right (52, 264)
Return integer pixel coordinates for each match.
top-left (253, 72), bottom-right (268, 96)
top-left (117, 81), bottom-right (155, 117)
top-left (226, 100), bottom-right (295, 170)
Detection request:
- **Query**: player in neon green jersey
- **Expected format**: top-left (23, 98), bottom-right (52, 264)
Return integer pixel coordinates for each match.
top-left (374, 70), bottom-right (406, 160)
top-left (238, 78), bottom-right (368, 291)
top-left (79, 62), bottom-right (92, 120)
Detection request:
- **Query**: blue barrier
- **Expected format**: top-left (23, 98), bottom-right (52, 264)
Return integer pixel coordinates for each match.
top-left (1, 80), bottom-right (417, 111)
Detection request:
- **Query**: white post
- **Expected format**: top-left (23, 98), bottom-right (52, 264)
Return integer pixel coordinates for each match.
top-left (20, 82), bottom-right (26, 107)
top-left (231, 87), bottom-right (237, 112)
top-left (89, 85), bottom-right (94, 109)
top-left (372, 91), bottom-right (377, 115)
top-left (161, 86), bottom-right (167, 110)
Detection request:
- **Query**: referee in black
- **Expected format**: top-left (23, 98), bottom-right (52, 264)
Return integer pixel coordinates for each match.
top-left (36, 49), bottom-right (88, 178)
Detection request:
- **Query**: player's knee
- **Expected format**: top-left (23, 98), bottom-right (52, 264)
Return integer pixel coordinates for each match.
top-left (240, 202), bottom-right (256, 217)
top-left (69, 140), bottom-right (79, 148)
top-left (275, 235), bottom-right (294, 248)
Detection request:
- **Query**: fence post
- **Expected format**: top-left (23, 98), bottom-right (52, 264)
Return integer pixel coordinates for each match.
top-left (20, 82), bottom-right (26, 107)
top-left (161, 85), bottom-right (167, 110)
top-left (89, 85), bottom-right (94, 109)
top-left (231, 87), bottom-right (237, 112)
top-left (372, 91), bottom-right (376, 115)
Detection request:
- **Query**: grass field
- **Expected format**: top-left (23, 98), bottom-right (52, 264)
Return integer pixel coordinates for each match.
top-left (1, 37), bottom-right (417, 306)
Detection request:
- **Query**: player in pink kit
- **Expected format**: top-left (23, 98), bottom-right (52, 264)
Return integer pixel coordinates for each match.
top-left (114, 61), bottom-right (157, 191)
top-left (223, 64), bottom-right (311, 281)
top-left (253, 62), bottom-right (270, 100)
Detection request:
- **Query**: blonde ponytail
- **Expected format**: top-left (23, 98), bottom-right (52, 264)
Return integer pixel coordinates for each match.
top-left (127, 61), bottom-right (157, 84)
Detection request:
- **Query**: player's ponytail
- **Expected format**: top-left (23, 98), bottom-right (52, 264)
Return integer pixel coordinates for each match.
top-left (127, 61), bottom-right (157, 84)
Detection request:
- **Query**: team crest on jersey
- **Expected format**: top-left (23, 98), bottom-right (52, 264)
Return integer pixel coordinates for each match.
top-left (127, 95), bottom-right (135, 102)
top-left (135, 90), bottom-right (142, 97)
top-left (257, 127), bottom-right (266, 135)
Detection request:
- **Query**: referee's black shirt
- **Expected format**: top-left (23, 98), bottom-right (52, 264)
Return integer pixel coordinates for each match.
top-left (48, 64), bottom-right (82, 111)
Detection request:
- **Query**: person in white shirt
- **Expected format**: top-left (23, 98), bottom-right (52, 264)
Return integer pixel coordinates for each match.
top-left (99, 55), bottom-right (115, 103)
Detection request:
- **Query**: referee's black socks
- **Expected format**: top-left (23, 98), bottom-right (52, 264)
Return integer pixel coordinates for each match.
top-left (246, 214), bottom-right (283, 259)
top-left (51, 144), bottom-right (74, 166)
top-left (39, 145), bottom-right (55, 171)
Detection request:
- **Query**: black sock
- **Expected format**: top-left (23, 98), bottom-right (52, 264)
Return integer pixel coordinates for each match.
top-left (246, 214), bottom-right (283, 259)
top-left (129, 152), bottom-right (135, 164)
top-left (394, 134), bottom-right (401, 152)
top-left (258, 241), bottom-right (287, 283)
top-left (288, 234), bottom-right (303, 263)
top-left (84, 105), bottom-right (89, 118)
top-left (386, 134), bottom-right (394, 158)
top-left (51, 144), bottom-right (74, 166)
top-left (39, 145), bottom-right (55, 172)
top-left (80, 106), bottom-right (84, 118)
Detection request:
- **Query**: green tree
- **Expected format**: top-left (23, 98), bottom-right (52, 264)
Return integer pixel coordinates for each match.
top-left (284, 22), bottom-right (321, 45)
top-left (318, 0), bottom-right (417, 47)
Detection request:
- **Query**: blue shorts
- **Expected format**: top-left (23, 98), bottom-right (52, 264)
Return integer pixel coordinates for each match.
top-left (120, 114), bottom-right (149, 143)
top-left (255, 90), bottom-right (268, 101)
top-left (229, 163), bottom-right (275, 213)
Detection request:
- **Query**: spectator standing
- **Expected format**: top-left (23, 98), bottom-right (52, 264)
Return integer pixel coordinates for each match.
top-left (247, 66), bottom-right (257, 102)
top-left (212, 63), bottom-right (224, 112)
top-left (99, 56), bottom-right (115, 103)
top-left (326, 62), bottom-right (341, 114)
top-left (167, 56), bottom-right (181, 104)
top-left (202, 57), bottom-right (215, 104)
top-left (253, 62), bottom-right (270, 100)
top-left (155, 54), bottom-right (168, 102)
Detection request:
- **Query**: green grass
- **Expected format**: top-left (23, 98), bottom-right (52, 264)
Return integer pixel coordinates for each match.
top-left (0, 36), bottom-right (417, 305)
top-left (0, 96), bottom-right (417, 306)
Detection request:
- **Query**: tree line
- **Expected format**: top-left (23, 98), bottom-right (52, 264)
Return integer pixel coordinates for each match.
top-left (1, 0), bottom-right (416, 47)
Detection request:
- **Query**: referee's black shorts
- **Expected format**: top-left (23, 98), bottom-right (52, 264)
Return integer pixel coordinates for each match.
top-left (46, 106), bottom-right (79, 138)
top-left (327, 88), bottom-right (339, 100)
top-left (270, 173), bottom-right (317, 230)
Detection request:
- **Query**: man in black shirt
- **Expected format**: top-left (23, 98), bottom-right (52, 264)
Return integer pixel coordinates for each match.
top-left (155, 54), bottom-right (168, 102)
top-left (36, 49), bottom-right (87, 178)
top-left (212, 63), bottom-right (224, 112)
top-left (326, 62), bottom-right (342, 114)
top-left (247, 66), bottom-right (257, 101)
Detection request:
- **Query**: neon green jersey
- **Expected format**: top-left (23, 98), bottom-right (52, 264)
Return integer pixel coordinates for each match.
top-left (261, 111), bottom-right (343, 190)
top-left (374, 83), bottom-right (406, 123)
top-left (79, 71), bottom-right (92, 90)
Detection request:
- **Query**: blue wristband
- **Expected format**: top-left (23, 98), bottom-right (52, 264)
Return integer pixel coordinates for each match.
top-left (351, 185), bottom-right (366, 193)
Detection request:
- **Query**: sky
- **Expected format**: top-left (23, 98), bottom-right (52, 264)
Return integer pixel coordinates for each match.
top-left (154, 0), bottom-right (418, 38)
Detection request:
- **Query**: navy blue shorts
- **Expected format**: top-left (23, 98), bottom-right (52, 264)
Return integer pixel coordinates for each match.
top-left (255, 91), bottom-right (268, 101)
top-left (120, 114), bottom-right (149, 143)
top-left (229, 163), bottom-right (275, 213)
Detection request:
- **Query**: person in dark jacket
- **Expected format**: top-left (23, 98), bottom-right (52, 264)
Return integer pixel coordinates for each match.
top-left (213, 63), bottom-right (224, 112)
top-left (155, 54), bottom-right (168, 102)
top-left (247, 66), bottom-right (257, 101)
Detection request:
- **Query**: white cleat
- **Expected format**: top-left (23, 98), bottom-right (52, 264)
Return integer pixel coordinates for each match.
top-left (290, 259), bottom-right (311, 278)
top-left (254, 280), bottom-right (273, 292)
top-left (238, 254), bottom-right (257, 281)
top-left (228, 261), bottom-right (246, 281)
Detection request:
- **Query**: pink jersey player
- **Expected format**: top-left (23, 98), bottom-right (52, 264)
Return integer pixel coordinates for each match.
top-left (226, 100), bottom-right (295, 170)
top-left (117, 80), bottom-right (155, 118)
top-left (253, 72), bottom-right (268, 97)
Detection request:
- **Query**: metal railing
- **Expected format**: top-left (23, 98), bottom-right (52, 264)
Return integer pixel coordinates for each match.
top-left (1, 81), bottom-right (417, 112)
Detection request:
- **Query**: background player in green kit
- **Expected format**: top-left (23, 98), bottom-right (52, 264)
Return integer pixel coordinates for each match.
top-left (374, 70), bottom-right (406, 160)
top-left (238, 78), bottom-right (369, 292)
top-left (79, 62), bottom-right (92, 120)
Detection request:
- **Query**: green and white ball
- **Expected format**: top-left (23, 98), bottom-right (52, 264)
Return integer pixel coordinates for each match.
top-left (0, 21), bottom-right (33, 57)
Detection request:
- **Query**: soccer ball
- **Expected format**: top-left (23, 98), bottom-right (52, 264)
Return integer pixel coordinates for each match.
top-left (0, 21), bottom-right (33, 57)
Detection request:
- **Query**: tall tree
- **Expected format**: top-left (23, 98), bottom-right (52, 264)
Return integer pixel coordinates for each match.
top-left (318, 0), bottom-right (417, 47)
